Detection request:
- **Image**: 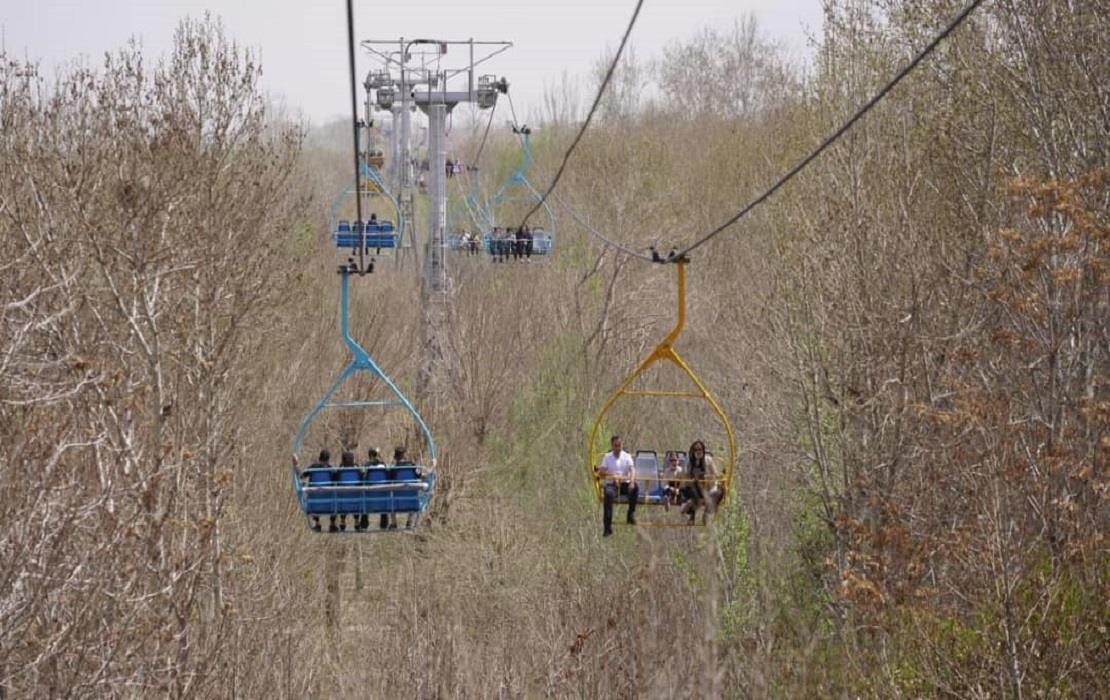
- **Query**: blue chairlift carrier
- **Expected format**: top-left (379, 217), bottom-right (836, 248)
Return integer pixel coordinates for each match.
top-left (480, 129), bottom-right (556, 259)
top-left (328, 160), bottom-right (406, 252)
top-left (291, 269), bottom-right (436, 533)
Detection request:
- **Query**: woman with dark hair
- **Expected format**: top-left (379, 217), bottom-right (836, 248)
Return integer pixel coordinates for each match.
top-left (679, 440), bottom-right (721, 524)
top-left (661, 451), bottom-right (683, 510)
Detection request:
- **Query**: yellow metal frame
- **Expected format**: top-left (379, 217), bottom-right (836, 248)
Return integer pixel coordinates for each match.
top-left (586, 261), bottom-right (737, 509)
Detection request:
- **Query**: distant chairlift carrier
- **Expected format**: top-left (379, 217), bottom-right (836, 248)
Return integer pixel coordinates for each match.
top-left (480, 127), bottom-right (555, 260)
top-left (329, 159), bottom-right (407, 266)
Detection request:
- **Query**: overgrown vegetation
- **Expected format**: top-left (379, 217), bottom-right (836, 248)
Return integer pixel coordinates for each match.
top-left (1, 0), bottom-right (1106, 696)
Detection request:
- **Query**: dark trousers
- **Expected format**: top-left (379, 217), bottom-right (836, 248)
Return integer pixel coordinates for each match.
top-left (602, 481), bottom-right (639, 533)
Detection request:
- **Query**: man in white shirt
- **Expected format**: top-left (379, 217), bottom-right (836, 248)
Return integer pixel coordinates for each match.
top-left (597, 435), bottom-right (638, 536)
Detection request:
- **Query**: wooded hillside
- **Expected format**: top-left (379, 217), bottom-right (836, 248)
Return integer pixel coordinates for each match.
top-left (1, 1), bottom-right (1105, 696)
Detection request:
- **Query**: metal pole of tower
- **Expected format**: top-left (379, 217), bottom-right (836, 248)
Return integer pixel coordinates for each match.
top-left (418, 100), bottom-right (449, 403)
top-left (389, 104), bottom-right (402, 192)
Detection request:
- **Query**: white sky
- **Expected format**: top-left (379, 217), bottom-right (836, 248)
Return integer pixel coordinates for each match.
top-left (2, 1), bottom-right (823, 125)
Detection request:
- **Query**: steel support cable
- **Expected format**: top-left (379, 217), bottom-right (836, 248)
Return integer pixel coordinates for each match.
top-left (517, 0), bottom-right (646, 229)
top-left (344, 0), bottom-right (366, 271)
top-left (460, 96), bottom-right (499, 225)
top-left (671, 0), bottom-right (988, 261)
top-left (551, 191), bottom-right (655, 261)
top-left (471, 98), bottom-right (498, 166)
top-left (507, 91), bottom-right (521, 130)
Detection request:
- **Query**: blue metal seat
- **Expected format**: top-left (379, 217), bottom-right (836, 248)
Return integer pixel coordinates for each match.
top-left (336, 468), bottom-right (364, 513)
top-left (335, 220), bottom-right (360, 248)
top-left (304, 468), bottom-right (336, 514)
top-left (333, 219), bottom-right (401, 250)
top-left (384, 466), bottom-right (425, 512)
top-left (365, 234), bottom-right (397, 249)
top-left (364, 467), bottom-right (389, 512)
top-left (635, 451), bottom-right (667, 504)
top-left (532, 232), bottom-right (553, 256)
top-left (299, 466), bottom-right (433, 516)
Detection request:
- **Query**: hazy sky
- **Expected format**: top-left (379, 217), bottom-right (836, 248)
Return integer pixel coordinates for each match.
top-left (3, 1), bottom-right (823, 125)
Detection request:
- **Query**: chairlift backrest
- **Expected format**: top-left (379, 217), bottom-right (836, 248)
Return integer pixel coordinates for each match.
top-left (635, 450), bottom-right (668, 502)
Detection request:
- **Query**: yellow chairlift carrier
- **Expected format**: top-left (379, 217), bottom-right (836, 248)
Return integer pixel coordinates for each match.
top-left (587, 260), bottom-right (736, 527)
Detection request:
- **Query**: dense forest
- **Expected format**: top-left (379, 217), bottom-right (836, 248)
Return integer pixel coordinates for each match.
top-left (1, 0), bottom-right (1106, 696)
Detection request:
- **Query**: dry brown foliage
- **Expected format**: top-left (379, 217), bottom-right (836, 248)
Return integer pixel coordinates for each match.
top-left (2, 1), bottom-right (1107, 697)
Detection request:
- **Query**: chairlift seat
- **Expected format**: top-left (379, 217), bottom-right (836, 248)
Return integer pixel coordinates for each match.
top-left (298, 466), bottom-right (432, 516)
top-left (333, 219), bottom-right (398, 249)
top-left (608, 451), bottom-right (661, 504)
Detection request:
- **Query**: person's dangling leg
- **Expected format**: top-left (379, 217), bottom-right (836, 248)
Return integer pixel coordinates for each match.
top-left (626, 483), bottom-right (639, 525)
top-left (602, 482), bottom-right (616, 536)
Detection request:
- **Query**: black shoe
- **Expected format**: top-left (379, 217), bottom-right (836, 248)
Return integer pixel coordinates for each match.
top-left (627, 516), bottom-right (637, 526)
top-left (388, 522), bottom-right (398, 530)
top-left (380, 514), bottom-right (389, 530)
top-left (311, 523), bottom-right (321, 532)
top-left (603, 529), bottom-right (613, 537)
top-left (329, 524), bottom-right (339, 533)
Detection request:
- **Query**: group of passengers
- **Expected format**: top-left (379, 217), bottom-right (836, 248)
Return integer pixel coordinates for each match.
top-left (445, 159), bottom-right (464, 178)
top-left (596, 435), bottom-right (723, 537)
top-left (489, 226), bottom-right (537, 263)
top-left (297, 446), bottom-right (423, 533)
top-left (454, 230), bottom-right (482, 255)
top-left (349, 213), bottom-right (381, 230)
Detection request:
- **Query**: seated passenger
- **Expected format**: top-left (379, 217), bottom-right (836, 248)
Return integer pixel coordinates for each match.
top-left (522, 225), bottom-right (534, 259)
top-left (662, 451), bottom-right (683, 511)
top-left (360, 447), bottom-right (385, 531)
top-left (491, 228), bottom-right (505, 262)
top-left (394, 446), bottom-right (422, 529)
top-left (336, 450), bottom-right (357, 532)
top-left (303, 449), bottom-right (333, 532)
top-left (379, 446), bottom-right (409, 530)
top-left (596, 435), bottom-right (637, 537)
top-left (679, 440), bottom-right (722, 524)
top-left (513, 227), bottom-right (525, 261)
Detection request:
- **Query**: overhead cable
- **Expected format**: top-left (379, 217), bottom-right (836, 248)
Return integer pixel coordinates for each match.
top-left (551, 192), bottom-right (655, 261)
top-left (470, 98), bottom-right (498, 166)
top-left (507, 91), bottom-right (521, 130)
top-left (345, 0), bottom-right (366, 271)
top-left (517, 0), bottom-right (646, 228)
top-left (671, 0), bottom-right (988, 260)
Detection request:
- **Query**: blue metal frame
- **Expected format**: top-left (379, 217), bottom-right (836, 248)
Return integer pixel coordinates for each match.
top-left (291, 269), bottom-right (436, 521)
top-left (326, 159), bottom-right (407, 247)
top-left (447, 168), bottom-right (490, 237)
top-left (464, 167), bottom-right (492, 233)
top-left (486, 131), bottom-right (556, 246)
